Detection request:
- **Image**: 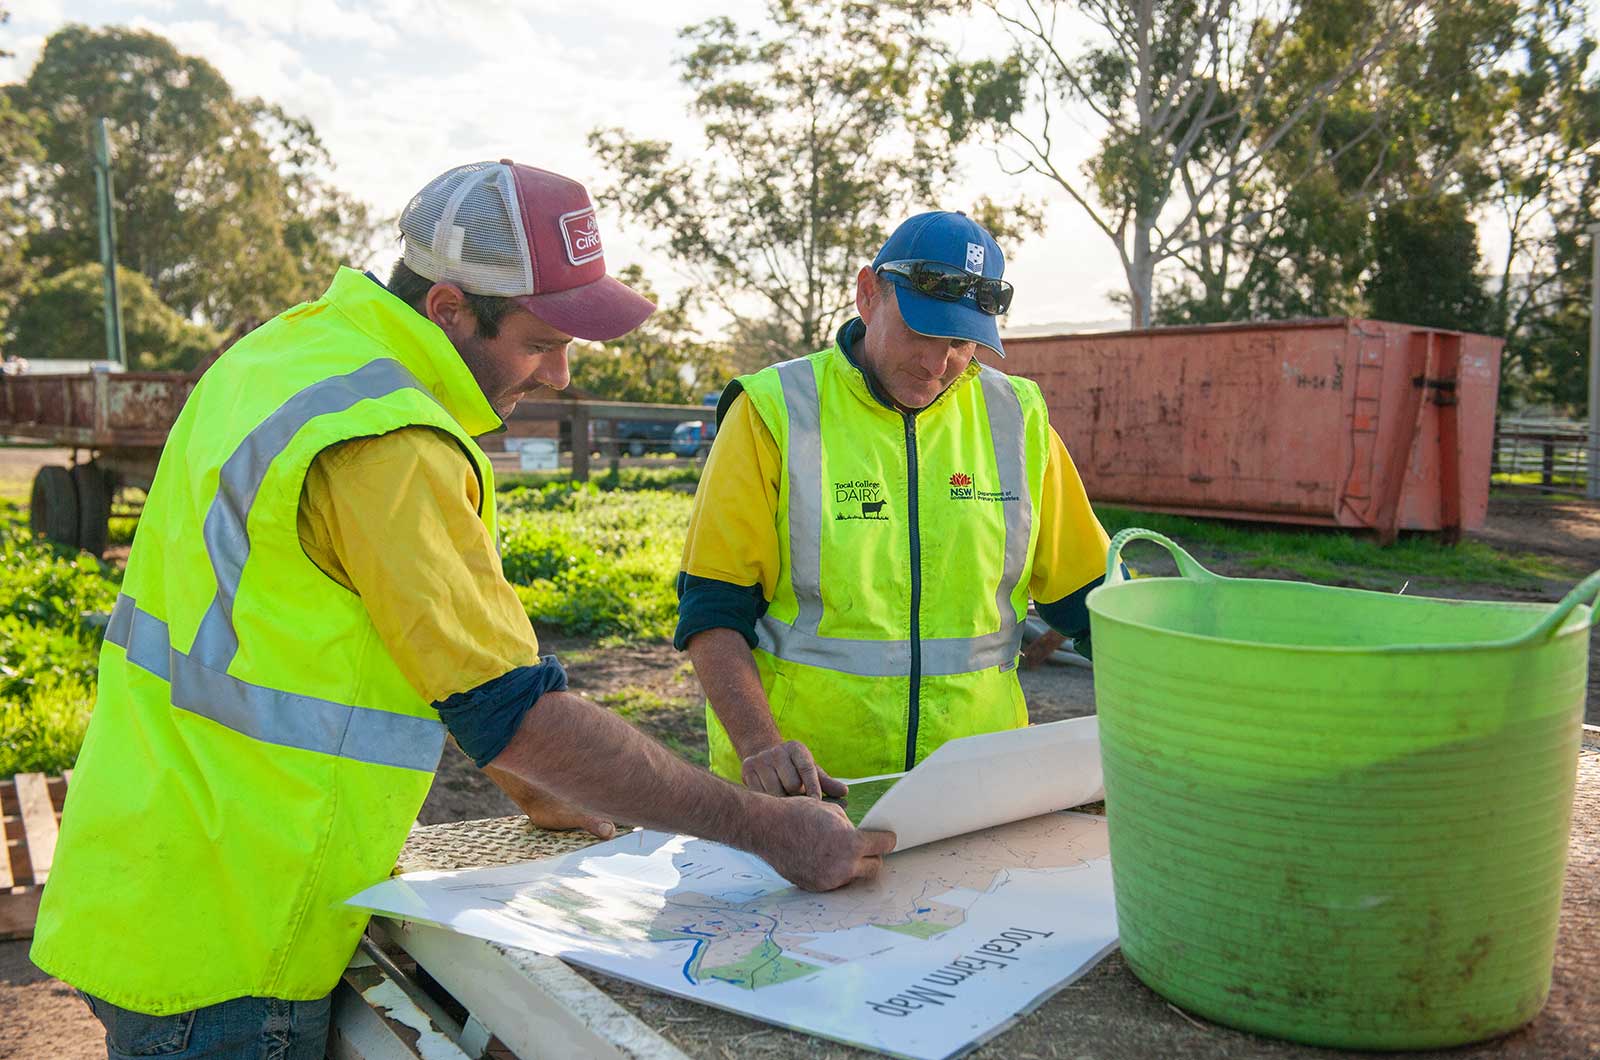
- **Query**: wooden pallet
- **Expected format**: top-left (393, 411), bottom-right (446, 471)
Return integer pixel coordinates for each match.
top-left (1, 770), bottom-right (68, 941)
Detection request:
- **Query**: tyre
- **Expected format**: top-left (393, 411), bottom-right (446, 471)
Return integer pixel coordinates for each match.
top-left (628, 440), bottom-right (646, 457)
top-left (29, 465), bottom-right (80, 550)
top-left (73, 462), bottom-right (114, 557)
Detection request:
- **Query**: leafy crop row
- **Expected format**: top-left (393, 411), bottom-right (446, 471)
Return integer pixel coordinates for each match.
top-left (499, 481), bottom-right (690, 641)
top-left (2, 481), bottom-right (692, 775)
top-left (0, 505), bottom-right (119, 775)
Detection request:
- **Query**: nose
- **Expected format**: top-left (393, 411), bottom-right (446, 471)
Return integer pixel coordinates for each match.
top-left (923, 340), bottom-right (972, 376)
top-left (534, 345), bottom-right (571, 392)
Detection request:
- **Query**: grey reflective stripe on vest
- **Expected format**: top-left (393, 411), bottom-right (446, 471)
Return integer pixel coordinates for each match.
top-left (978, 366), bottom-right (1033, 634)
top-left (107, 594), bottom-right (446, 773)
top-left (757, 360), bottom-right (1032, 679)
top-left (775, 358), bottom-right (824, 635)
top-left (189, 359), bottom-right (441, 670)
top-left (756, 621), bottom-right (1024, 679)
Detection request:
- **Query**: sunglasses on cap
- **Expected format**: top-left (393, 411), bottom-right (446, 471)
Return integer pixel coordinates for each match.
top-left (875, 259), bottom-right (1015, 316)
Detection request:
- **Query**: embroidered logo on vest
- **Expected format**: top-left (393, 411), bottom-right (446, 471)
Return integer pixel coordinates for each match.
top-left (834, 479), bottom-right (890, 521)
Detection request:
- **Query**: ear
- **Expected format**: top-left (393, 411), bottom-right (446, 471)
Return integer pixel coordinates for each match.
top-left (855, 266), bottom-right (883, 322)
top-left (422, 282), bottom-right (476, 342)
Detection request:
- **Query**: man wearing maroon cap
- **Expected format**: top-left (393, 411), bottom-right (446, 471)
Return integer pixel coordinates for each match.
top-left (36, 161), bottom-right (891, 1058)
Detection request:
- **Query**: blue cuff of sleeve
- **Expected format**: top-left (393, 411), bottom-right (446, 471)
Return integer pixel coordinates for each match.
top-left (1035, 565), bottom-right (1128, 642)
top-left (434, 656), bottom-right (568, 768)
top-left (674, 572), bottom-right (768, 652)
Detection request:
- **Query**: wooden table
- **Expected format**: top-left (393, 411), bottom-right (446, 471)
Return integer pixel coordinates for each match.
top-left (334, 729), bottom-right (1600, 1060)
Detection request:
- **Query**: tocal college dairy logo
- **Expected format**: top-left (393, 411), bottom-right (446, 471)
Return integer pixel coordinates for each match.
top-left (559, 208), bottom-right (604, 265)
top-left (834, 479), bottom-right (889, 521)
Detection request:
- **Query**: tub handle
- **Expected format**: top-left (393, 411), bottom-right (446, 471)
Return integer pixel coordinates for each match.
top-left (1106, 528), bottom-right (1221, 585)
top-left (1512, 569), bottom-right (1600, 644)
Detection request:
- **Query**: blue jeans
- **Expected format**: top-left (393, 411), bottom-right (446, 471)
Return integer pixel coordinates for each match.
top-left (80, 991), bottom-right (332, 1059)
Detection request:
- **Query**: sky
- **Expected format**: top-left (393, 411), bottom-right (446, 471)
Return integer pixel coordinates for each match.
top-left (5, 1), bottom-right (1599, 335)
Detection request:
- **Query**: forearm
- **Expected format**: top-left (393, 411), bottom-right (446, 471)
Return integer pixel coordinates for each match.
top-left (487, 690), bottom-right (773, 851)
top-left (686, 627), bottom-right (781, 758)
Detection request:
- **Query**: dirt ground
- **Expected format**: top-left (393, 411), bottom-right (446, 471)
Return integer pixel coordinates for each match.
top-left (4, 474), bottom-right (1600, 1057)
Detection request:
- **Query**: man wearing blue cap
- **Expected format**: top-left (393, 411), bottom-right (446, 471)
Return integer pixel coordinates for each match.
top-left (674, 211), bottom-right (1111, 797)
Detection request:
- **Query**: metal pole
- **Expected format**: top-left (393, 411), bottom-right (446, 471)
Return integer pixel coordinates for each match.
top-left (1588, 222), bottom-right (1600, 499)
top-left (93, 118), bottom-right (126, 368)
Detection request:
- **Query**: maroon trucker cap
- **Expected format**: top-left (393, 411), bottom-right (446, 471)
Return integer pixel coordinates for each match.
top-left (398, 160), bottom-right (655, 341)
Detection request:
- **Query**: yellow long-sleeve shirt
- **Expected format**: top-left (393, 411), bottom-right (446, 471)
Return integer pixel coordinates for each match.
top-left (296, 426), bottom-right (539, 705)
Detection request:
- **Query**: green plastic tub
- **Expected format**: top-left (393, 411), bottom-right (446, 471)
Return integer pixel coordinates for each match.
top-left (1088, 528), bottom-right (1590, 1050)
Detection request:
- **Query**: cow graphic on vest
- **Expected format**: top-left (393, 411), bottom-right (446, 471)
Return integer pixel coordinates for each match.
top-left (861, 499), bottom-right (887, 518)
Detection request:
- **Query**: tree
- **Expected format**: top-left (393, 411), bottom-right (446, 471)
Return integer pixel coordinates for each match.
top-left (569, 267), bottom-right (735, 404)
top-left (9, 263), bottom-right (221, 371)
top-left (591, 0), bottom-right (1034, 360)
top-left (948, 0), bottom-right (1427, 327)
top-left (0, 5), bottom-right (42, 341)
top-left (1152, 1), bottom-right (1520, 323)
top-left (1476, 0), bottom-right (1598, 409)
top-left (5, 25), bottom-right (376, 331)
top-left (1365, 194), bottom-right (1492, 330)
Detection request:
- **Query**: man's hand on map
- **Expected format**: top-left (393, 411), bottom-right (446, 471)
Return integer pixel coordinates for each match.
top-left (741, 739), bottom-right (849, 800)
top-left (759, 797), bottom-right (897, 891)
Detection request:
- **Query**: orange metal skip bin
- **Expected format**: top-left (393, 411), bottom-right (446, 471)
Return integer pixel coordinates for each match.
top-left (984, 319), bottom-right (1503, 542)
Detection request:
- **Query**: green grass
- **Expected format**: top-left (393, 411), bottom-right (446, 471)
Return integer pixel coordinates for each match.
top-left (1095, 506), bottom-right (1568, 590)
top-left (597, 685), bottom-right (681, 718)
top-left (1493, 471), bottom-right (1586, 488)
top-left (0, 474), bottom-right (1574, 778)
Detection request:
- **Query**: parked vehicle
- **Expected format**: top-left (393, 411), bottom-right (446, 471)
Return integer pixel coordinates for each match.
top-left (671, 419), bottom-right (717, 459)
top-left (613, 419), bottom-right (678, 456)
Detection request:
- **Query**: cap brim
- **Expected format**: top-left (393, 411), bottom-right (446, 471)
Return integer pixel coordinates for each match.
top-left (892, 286), bottom-right (1005, 358)
top-left (514, 274), bottom-right (656, 342)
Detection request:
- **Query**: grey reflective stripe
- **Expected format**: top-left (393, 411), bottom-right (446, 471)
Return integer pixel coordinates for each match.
top-left (774, 358), bottom-right (824, 635)
top-left (756, 615), bottom-right (1022, 678)
top-left (111, 593), bottom-right (171, 682)
top-left (979, 366), bottom-right (1032, 638)
top-left (189, 359), bottom-right (440, 671)
top-left (106, 594), bottom-right (445, 773)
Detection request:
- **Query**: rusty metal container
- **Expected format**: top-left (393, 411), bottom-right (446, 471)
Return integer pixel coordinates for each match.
top-left (987, 319), bottom-right (1503, 541)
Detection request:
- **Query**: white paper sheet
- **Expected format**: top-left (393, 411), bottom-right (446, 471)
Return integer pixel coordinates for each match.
top-left (349, 812), bottom-right (1118, 1060)
top-left (849, 716), bottom-right (1104, 851)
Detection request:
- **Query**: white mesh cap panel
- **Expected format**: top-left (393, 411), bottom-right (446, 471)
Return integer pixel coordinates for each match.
top-left (399, 162), bottom-right (533, 296)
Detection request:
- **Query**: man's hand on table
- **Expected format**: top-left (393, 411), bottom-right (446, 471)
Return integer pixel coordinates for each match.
top-left (740, 738), bottom-right (848, 800)
top-left (484, 763), bottom-right (616, 839)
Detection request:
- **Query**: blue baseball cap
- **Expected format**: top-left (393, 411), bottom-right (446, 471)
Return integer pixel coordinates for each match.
top-left (871, 211), bottom-right (1007, 357)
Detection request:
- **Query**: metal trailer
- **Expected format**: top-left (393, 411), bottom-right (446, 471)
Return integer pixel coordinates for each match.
top-left (985, 318), bottom-right (1504, 544)
top-left (1, 365), bottom-right (197, 554)
top-left (0, 365), bottom-right (716, 553)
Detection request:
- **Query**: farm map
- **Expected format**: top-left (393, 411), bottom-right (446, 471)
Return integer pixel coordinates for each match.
top-left (349, 812), bottom-right (1119, 1059)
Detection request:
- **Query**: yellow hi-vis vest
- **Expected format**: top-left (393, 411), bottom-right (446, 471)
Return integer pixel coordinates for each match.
top-left (706, 343), bottom-right (1051, 782)
top-left (31, 268), bottom-right (502, 1014)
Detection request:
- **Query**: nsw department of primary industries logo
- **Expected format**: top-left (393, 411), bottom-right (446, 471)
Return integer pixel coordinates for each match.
top-left (949, 472), bottom-right (974, 500)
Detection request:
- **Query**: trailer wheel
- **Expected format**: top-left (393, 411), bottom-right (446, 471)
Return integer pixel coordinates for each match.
top-left (29, 466), bottom-right (80, 550)
top-left (73, 462), bottom-right (114, 557)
